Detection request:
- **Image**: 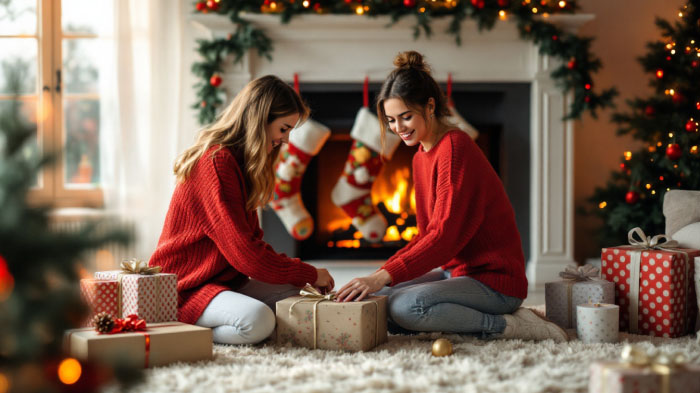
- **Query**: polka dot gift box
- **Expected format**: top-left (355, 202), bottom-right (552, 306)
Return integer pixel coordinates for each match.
top-left (601, 228), bottom-right (699, 337)
top-left (94, 259), bottom-right (178, 323)
top-left (79, 279), bottom-right (120, 326)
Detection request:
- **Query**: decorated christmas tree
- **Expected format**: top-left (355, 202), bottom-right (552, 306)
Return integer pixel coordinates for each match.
top-left (589, 1), bottom-right (700, 246)
top-left (0, 65), bottom-right (140, 392)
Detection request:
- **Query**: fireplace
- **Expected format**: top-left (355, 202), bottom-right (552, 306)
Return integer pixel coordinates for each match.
top-left (188, 13), bottom-right (590, 287)
top-left (260, 82), bottom-right (530, 260)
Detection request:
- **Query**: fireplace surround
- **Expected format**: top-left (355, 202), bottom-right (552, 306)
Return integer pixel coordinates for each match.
top-left (189, 12), bottom-right (593, 289)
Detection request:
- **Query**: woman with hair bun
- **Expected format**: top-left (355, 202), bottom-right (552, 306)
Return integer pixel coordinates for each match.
top-left (336, 51), bottom-right (567, 342)
top-left (150, 75), bottom-right (334, 345)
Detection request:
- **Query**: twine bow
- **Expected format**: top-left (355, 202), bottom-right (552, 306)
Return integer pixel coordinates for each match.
top-left (120, 258), bottom-right (162, 275)
top-left (289, 284), bottom-right (336, 349)
top-left (559, 264), bottom-right (599, 281)
top-left (626, 227), bottom-right (680, 251)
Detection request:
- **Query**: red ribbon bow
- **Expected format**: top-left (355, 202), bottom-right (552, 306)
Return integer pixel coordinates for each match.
top-left (111, 314), bottom-right (147, 334)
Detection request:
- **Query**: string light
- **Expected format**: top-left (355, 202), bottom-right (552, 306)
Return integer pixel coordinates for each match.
top-left (270, 2), bottom-right (277, 10)
top-left (646, 183), bottom-right (652, 190)
top-left (499, 10), bottom-right (507, 20)
top-left (302, 0), bottom-right (309, 7)
top-left (656, 69), bottom-right (664, 78)
top-left (58, 358), bottom-right (82, 385)
top-left (659, 176), bottom-right (664, 181)
top-left (419, 6), bottom-right (426, 12)
top-left (624, 151), bottom-right (632, 160)
top-left (599, 201), bottom-right (607, 209)
top-left (671, 49), bottom-right (676, 54)
top-left (669, 132), bottom-right (674, 138)
top-left (532, 7), bottom-right (538, 13)
top-left (651, 190), bottom-right (657, 195)
top-left (355, 5), bottom-right (363, 14)
top-left (657, 141), bottom-right (663, 147)
top-left (558, 1), bottom-right (566, 7)
top-left (691, 146), bottom-right (698, 154)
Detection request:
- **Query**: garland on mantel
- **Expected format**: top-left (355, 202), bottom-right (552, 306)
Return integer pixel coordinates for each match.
top-left (191, 0), bottom-right (617, 125)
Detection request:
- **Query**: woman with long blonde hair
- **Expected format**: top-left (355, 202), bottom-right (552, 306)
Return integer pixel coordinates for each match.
top-left (150, 75), bottom-right (334, 345)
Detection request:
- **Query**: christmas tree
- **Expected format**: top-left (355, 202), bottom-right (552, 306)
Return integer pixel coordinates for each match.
top-left (0, 64), bottom-right (140, 392)
top-left (589, 0), bottom-right (700, 246)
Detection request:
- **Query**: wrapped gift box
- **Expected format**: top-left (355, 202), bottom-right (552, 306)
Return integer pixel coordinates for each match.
top-left (601, 245), bottom-right (699, 337)
top-left (64, 322), bottom-right (212, 368)
top-left (276, 295), bottom-right (388, 351)
top-left (95, 270), bottom-right (177, 323)
top-left (590, 359), bottom-right (700, 393)
top-left (80, 279), bottom-right (120, 326)
top-left (545, 279), bottom-right (614, 329)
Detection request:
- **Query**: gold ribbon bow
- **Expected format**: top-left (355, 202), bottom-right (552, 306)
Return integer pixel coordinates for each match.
top-left (120, 258), bottom-right (162, 275)
top-left (614, 345), bottom-right (687, 393)
top-left (559, 264), bottom-right (600, 327)
top-left (620, 227), bottom-right (690, 334)
top-left (289, 284), bottom-right (336, 349)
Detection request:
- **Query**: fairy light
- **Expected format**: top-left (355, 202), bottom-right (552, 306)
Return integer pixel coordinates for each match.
top-left (646, 183), bottom-right (652, 190)
top-left (671, 49), bottom-right (676, 54)
top-left (624, 151), bottom-right (632, 160)
top-left (419, 6), bottom-right (426, 12)
top-left (302, 0), bottom-right (309, 7)
top-left (659, 176), bottom-right (664, 181)
top-left (669, 88), bottom-right (676, 96)
top-left (652, 190), bottom-right (657, 195)
top-left (355, 5), bottom-right (363, 14)
top-left (656, 69), bottom-right (664, 78)
top-left (499, 10), bottom-right (507, 20)
top-left (270, 2), bottom-right (277, 10)
top-left (58, 358), bottom-right (82, 385)
top-left (669, 132), bottom-right (674, 138)
top-left (691, 146), bottom-right (698, 154)
top-left (657, 141), bottom-right (663, 147)
top-left (599, 201), bottom-right (607, 209)
top-left (666, 43), bottom-right (673, 49)
top-left (648, 145), bottom-right (656, 153)
top-left (558, 1), bottom-right (566, 7)
top-left (532, 7), bottom-right (538, 13)
top-left (679, 12), bottom-right (683, 17)
top-left (363, 5), bottom-right (369, 11)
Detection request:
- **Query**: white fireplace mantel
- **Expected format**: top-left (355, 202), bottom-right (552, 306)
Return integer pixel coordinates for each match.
top-left (189, 13), bottom-right (594, 290)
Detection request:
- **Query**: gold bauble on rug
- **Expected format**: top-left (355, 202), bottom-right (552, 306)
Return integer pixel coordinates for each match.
top-left (431, 338), bottom-right (453, 357)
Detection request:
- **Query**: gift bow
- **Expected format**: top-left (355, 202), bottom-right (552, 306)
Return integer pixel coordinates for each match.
top-left (110, 314), bottom-right (147, 334)
top-left (627, 227), bottom-right (680, 250)
top-left (559, 264), bottom-right (599, 281)
top-left (120, 258), bottom-right (162, 275)
top-left (298, 284), bottom-right (336, 301)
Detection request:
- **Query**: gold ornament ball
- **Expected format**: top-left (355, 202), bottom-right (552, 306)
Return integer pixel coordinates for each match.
top-left (431, 338), bottom-right (453, 357)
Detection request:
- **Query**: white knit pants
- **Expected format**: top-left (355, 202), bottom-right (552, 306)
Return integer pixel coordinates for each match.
top-left (195, 280), bottom-right (300, 345)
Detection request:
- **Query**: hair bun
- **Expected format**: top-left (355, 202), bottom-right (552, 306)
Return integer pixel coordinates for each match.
top-left (393, 51), bottom-right (431, 74)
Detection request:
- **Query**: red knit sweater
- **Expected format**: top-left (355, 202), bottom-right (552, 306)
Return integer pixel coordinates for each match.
top-left (149, 146), bottom-right (318, 324)
top-left (382, 130), bottom-right (528, 299)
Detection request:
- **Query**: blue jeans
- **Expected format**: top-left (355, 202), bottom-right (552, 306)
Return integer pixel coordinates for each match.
top-left (375, 269), bottom-right (523, 338)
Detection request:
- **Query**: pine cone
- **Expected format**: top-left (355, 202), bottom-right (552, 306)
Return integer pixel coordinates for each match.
top-left (92, 312), bottom-right (115, 334)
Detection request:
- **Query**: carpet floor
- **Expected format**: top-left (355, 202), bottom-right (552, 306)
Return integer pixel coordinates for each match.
top-left (121, 328), bottom-right (700, 393)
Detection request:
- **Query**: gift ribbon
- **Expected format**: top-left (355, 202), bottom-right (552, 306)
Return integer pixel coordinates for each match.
top-left (65, 320), bottom-right (182, 368)
top-left (288, 284), bottom-right (381, 350)
top-left (600, 345), bottom-right (687, 393)
top-left (559, 264), bottom-right (600, 327)
top-left (618, 227), bottom-right (689, 334)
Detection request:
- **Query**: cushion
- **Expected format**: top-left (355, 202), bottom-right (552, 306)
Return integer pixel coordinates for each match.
top-left (671, 221), bottom-right (700, 249)
top-left (663, 190), bottom-right (700, 236)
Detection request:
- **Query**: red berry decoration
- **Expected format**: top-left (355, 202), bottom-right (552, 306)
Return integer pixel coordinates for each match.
top-left (567, 59), bottom-right (576, 69)
top-left (195, 1), bottom-right (207, 12)
top-left (403, 0), bottom-right (416, 7)
top-left (666, 143), bottom-right (682, 161)
top-left (200, 101), bottom-right (207, 108)
top-left (625, 191), bottom-right (639, 205)
top-left (686, 119), bottom-right (697, 132)
top-left (206, 0), bottom-right (219, 11)
top-left (644, 105), bottom-right (655, 117)
top-left (209, 74), bottom-right (222, 87)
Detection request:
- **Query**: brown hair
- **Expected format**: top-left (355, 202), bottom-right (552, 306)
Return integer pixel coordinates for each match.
top-left (376, 51), bottom-right (452, 149)
top-left (174, 75), bottom-right (309, 211)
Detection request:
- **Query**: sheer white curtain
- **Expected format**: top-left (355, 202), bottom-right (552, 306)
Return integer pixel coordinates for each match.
top-left (99, 0), bottom-right (184, 259)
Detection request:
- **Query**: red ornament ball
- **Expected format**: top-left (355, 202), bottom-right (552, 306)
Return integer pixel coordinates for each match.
top-left (625, 191), bottom-right (639, 205)
top-left (584, 83), bottom-right (592, 90)
top-left (567, 59), bottom-right (576, 69)
top-left (210, 74), bottom-right (222, 87)
top-left (195, 1), bottom-right (207, 12)
top-left (666, 143), bottom-right (682, 160)
top-left (644, 105), bottom-right (655, 117)
top-left (206, 0), bottom-right (219, 11)
top-left (404, 0), bottom-right (416, 7)
top-left (686, 119), bottom-right (697, 132)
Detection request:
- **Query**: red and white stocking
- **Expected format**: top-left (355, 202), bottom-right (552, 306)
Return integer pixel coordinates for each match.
top-left (331, 107), bottom-right (401, 242)
top-left (446, 73), bottom-right (479, 140)
top-left (269, 119), bottom-right (330, 240)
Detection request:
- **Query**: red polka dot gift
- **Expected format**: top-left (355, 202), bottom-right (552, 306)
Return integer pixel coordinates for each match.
top-left (601, 227), bottom-right (699, 337)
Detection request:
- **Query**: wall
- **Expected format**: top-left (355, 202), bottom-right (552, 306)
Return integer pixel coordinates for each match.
top-left (574, 0), bottom-right (686, 264)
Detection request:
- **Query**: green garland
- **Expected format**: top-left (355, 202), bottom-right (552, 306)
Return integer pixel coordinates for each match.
top-left (191, 0), bottom-right (617, 125)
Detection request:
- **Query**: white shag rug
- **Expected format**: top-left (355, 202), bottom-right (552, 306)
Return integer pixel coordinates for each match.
top-left (120, 328), bottom-right (700, 393)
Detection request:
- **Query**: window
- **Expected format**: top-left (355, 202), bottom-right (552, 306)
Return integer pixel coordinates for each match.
top-left (1, 0), bottom-right (107, 207)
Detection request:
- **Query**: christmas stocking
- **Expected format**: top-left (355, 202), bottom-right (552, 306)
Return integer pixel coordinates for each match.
top-left (269, 118), bottom-right (330, 240)
top-left (331, 107), bottom-right (401, 242)
top-left (447, 106), bottom-right (479, 140)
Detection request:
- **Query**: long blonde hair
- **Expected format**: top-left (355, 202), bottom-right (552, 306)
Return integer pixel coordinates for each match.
top-left (174, 75), bottom-right (309, 211)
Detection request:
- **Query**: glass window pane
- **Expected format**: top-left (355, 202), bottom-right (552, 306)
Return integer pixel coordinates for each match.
top-left (64, 98), bottom-right (100, 187)
top-left (0, 0), bottom-right (36, 35)
top-left (62, 0), bottom-right (109, 35)
top-left (0, 38), bottom-right (37, 95)
top-left (0, 98), bottom-right (40, 187)
top-left (63, 39), bottom-right (101, 94)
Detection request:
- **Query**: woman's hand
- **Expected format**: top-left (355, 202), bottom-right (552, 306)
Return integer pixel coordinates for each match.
top-left (314, 268), bottom-right (335, 294)
top-left (335, 269), bottom-right (392, 302)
